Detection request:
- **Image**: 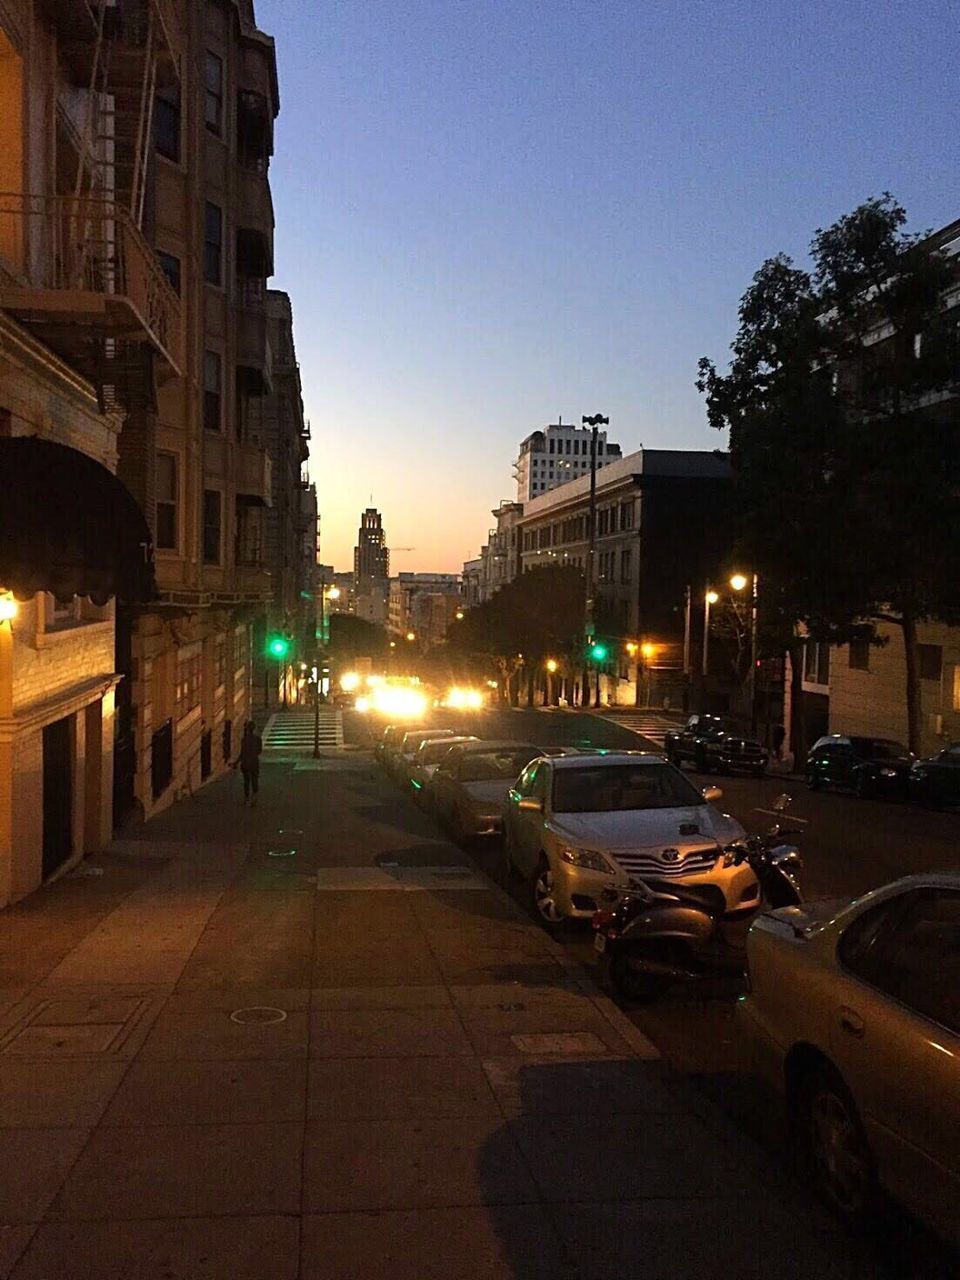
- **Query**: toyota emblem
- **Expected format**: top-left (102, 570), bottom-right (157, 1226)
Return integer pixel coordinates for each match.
top-left (662, 847), bottom-right (680, 863)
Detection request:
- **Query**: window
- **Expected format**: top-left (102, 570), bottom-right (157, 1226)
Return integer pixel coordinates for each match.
top-left (919, 644), bottom-right (943, 681)
top-left (848, 638), bottom-right (870, 671)
top-left (548, 439), bottom-right (554, 454)
top-left (620, 501), bottom-right (634, 530)
top-left (841, 889), bottom-right (960, 1034)
top-left (236, 501), bottom-right (262, 564)
top-left (203, 351), bottom-right (222, 431)
top-left (156, 250), bottom-right (180, 294)
top-left (176, 644), bottom-right (202, 719)
top-left (202, 490), bottom-right (222, 564)
top-left (215, 634), bottom-right (226, 689)
top-left (156, 452), bottom-right (177, 549)
top-left (804, 640), bottom-right (830, 686)
top-left (204, 51), bottom-right (223, 135)
top-left (620, 548), bottom-right (632, 585)
top-left (155, 85), bottom-right (180, 160)
top-left (565, 439), bottom-right (571, 454)
top-left (204, 202), bottom-right (222, 285)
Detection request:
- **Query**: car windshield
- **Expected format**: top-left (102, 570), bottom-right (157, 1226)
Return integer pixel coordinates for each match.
top-left (459, 748), bottom-right (539, 782)
top-left (552, 763), bottom-right (706, 813)
top-left (852, 738), bottom-right (909, 759)
top-left (419, 740), bottom-right (459, 765)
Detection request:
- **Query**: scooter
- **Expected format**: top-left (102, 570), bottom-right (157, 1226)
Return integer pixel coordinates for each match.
top-left (592, 793), bottom-right (804, 1003)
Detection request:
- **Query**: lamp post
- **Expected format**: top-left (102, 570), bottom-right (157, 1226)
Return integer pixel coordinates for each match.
top-left (582, 412), bottom-right (609, 705)
top-left (0, 592), bottom-right (17, 723)
top-left (702, 588), bottom-right (718, 680)
top-left (730, 572), bottom-right (758, 730)
top-left (545, 657), bottom-right (558, 707)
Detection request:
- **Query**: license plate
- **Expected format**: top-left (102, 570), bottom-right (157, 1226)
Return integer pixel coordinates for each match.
top-left (593, 932), bottom-right (606, 953)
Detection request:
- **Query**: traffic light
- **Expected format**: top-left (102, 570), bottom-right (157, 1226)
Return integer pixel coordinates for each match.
top-left (589, 642), bottom-right (608, 662)
top-left (266, 634), bottom-right (290, 660)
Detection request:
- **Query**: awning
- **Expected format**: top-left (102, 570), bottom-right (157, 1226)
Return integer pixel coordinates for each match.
top-left (0, 437), bottom-right (155, 603)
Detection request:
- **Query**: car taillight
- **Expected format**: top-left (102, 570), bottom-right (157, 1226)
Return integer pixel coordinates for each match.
top-left (591, 910), bottom-right (616, 931)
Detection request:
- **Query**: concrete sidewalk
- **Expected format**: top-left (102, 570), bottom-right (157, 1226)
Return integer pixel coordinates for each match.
top-left (0, 752), bottom-right (862, 1278)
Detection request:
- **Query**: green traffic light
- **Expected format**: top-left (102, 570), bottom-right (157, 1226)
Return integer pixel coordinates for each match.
top-left (267, 635), bottom-right (290, 660)
top-left (590, 643), bottom-right (608, 662)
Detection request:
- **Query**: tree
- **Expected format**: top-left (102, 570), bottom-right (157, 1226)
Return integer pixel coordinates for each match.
top-left (699, 195), bottom-right (960, 754)
top-left (446, 566), bottom-right (586, 705)
top-left (327, 614), bottom-right (389, 661)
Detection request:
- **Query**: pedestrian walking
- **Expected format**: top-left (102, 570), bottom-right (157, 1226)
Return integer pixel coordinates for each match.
top-left (234, 720), bottom-right (263, 805)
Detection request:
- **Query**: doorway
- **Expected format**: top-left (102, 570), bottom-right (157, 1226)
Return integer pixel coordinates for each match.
top-left (42, 715), bottom-right (73, 879)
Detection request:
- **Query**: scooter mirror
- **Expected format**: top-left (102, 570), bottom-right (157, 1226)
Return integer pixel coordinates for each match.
top-left (772, 792), bottom-right (792, 813)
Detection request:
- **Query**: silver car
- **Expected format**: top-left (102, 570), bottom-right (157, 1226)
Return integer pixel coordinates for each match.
top-left (503, 752), bottom-right (753, 925)
top-left (738, 873), bottom-right (960, 1242)
top-left (391, 727), bottom-right (457, 780)
top-left (432, 740), bottom-right (543, 841)
top-left (406, 735), bottom-right (477, 806)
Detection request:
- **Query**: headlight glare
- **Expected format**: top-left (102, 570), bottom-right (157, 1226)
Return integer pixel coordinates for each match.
top-left (558, 846), bottom-right (613, 874)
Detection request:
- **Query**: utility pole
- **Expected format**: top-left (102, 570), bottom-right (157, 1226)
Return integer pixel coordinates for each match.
top-left (582, 413), bottom-right (608, 707)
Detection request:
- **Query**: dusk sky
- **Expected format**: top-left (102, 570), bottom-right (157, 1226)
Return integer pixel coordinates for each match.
top-left (257, 0), bottom-right (959, 575)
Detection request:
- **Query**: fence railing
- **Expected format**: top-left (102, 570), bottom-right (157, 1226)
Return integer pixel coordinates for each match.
top-left (0, 193), bottom-right (183, 375)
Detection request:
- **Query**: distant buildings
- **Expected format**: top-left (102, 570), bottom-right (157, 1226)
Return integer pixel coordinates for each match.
top-left (389, 573), bottom-right (461, 648)
top-left (515, 419), bottom-right (622, 501)
top-left (354, 508), bottom-right (390, 625)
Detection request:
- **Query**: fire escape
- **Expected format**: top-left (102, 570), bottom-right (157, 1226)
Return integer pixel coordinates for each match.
top-left (0, 0), bottom-right (182, 412)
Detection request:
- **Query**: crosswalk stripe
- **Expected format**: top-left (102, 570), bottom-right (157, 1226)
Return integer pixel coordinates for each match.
top-left (262, 710), bottom-right (344, 751)
top-left (599, 711), bottom-right (682, 748)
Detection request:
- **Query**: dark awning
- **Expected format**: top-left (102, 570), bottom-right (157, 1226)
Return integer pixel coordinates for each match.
top-left (0, 437), bottom-right (155, 604)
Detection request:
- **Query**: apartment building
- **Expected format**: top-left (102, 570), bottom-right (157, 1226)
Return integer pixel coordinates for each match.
top-left (517, 449), bottom-right (732, 703)
top-left (249, 289), bottom-right (315, 705)
top-left (515, 419), bottom-right (623, 501)
top-left (388, 573), bottom-right (460, 644)
top-left (0, 0), bottom-right (180, 902)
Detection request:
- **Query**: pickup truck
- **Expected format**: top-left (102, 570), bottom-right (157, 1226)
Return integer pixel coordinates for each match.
top-left (664, 714), bottom-right (768, 776)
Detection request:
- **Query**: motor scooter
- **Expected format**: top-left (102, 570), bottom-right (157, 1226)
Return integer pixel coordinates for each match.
top-left (592, 793), bottom-right (804, 1003)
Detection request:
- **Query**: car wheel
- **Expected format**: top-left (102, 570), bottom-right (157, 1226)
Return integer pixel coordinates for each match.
top-left (806, 771), bottom-right (820, 791)
top-left (607, 950), bottom-right (671, 1004)
top-left (799, 1064), bottom-right (877, 1224)
top-left (854, 771), bottom-right (872, 799)
top-left (532, 856), bottom-right (564, 928)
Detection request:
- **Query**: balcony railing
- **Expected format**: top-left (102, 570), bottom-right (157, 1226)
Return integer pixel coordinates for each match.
top-left (42, 0), bottom-right (182, 85)
top-left (0, 193), bottom-right (183, 380)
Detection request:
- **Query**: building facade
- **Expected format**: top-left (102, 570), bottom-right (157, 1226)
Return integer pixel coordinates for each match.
top-left (0, 0), bottom-right (180, 902)
top-left (388, 573), bottom-right (460, 644)
top-left (515, 419), bottom-right (622, 501)
top-left (517, 449), bottom-right (732, 704)
top-left (353, 507), bottom-right (389, 626)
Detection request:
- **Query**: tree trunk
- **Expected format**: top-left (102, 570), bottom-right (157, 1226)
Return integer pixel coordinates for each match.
top-left (900, 612), bottom-right (922, 755)
top-left (525, 666), bottom-right (535, 708)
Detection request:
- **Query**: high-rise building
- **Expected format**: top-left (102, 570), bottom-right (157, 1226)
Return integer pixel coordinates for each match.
top-left (353, 508), bottom-right (389, 625)
top-left (515, 419), bottom-right (622, 501)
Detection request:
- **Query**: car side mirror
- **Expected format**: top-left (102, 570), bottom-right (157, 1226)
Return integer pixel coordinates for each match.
top-left (517, 797), bottom-right (543, 813)
top-left (702, 785), bottom-right (723, 803)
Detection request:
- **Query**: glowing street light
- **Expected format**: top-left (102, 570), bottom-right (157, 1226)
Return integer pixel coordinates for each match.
top-left (405, 631), bottom-right (416, 642)
top-left (545, 658), bottom-right (558, 673)
top-left (326, 585), bottom-right (341, 600)
top-left (625, 641), bottom-right (638, 657)
top-left (705, 589), bottom-right (719, 605)
top-left (729, 573), bottom-right (748, 593)
top-left (455, 609), bottom-right (464, 620)
top-left (641, 642), bottom-right (657, 661)
top-left (0, 593), bottom-right (17, 623)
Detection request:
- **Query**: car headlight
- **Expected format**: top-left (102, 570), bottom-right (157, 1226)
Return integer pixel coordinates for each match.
top-left (558, 846), bottom-right (613, 874)
top-left (880, 767), bottom-right (897, 778)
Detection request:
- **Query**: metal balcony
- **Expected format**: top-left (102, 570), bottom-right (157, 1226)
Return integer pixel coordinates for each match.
top-left (0, 194), bottom-right (183, 400)
top-left (43, 0), bottom-right (181, 88)
top-left (235, 295), bottom-right (273, 395)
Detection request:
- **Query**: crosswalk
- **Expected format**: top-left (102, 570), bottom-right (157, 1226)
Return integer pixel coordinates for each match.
top-left (599, 710), bottom-right (683, 750)
top-left (262, 710), bottom-right (344, 752)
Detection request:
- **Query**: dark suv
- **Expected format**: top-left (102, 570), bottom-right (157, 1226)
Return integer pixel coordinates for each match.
top-left (908, 743), bottom-right (960, 808)
top-left (805, 735), bottom-right (914, 798)
top-left (664, 714), bottom-right (768, 776)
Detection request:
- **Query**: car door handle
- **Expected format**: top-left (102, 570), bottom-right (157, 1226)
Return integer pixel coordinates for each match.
top-left (838, 1006), bottom-right (865, 1038)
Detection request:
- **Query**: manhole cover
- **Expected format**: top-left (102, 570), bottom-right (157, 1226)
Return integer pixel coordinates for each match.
top-left (229, 1007), bottom-right (287, 1025)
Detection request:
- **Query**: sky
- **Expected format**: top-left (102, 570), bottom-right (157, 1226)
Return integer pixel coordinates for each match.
top-left (256, 0), bottom-right (960, 574)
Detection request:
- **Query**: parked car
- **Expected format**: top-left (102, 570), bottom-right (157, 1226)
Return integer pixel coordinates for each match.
top-left (392, 727), bottom-right (459, 780)
top-left (737, 873), bottom-right (960, 1244)
top-left (502, 751), bottom-right (754, 926)
top-left (406, 735), bottom-right (478, 805)
top-left (432, 740), bottom-right (543, 841)
top-left (664, 714), bottom-right (768, 776)
top-left (375, 724), bottom-right (402, 767)
top-left (805, 735), bottom-right (914, 798)
top-left (909, 743), bottom-right (960, 808)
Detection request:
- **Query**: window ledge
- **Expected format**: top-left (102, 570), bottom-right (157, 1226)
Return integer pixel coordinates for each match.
top-left (35, 619), bottom-right (113, 648)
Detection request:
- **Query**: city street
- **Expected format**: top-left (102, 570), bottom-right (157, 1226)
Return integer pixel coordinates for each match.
top-left (2, 718), bottom-right (950, 1278)
top-left (349, 704), bottom-right (960, 1276)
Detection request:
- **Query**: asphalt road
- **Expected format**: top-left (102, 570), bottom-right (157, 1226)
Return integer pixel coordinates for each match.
top-left (347, 704), bottom-right (960, 1276)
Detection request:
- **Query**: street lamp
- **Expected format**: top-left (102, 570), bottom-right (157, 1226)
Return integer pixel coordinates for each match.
top-left (702, 588), bottom-right (718, 678)
top-left (405, 631), bottom-right (416, 642)
top-left (730, 571), bottom-right (759, 729)
top-left (0, 593), bottom-right (17, 623)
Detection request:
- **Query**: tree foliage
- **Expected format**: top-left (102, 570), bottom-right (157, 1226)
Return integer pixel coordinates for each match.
top-left (698, 194), bottom-right (960, 752)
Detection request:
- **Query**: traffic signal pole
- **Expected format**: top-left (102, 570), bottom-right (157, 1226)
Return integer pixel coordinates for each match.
top-left (582, 413), bottom-right (608, 708)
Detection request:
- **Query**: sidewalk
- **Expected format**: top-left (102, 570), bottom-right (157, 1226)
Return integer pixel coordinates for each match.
top-left (0, 752), bottom-right (863, 1278)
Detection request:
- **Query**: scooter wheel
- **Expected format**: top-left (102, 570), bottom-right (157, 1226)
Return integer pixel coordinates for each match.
top-left (608, 951), bottom-right (671, 1004)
